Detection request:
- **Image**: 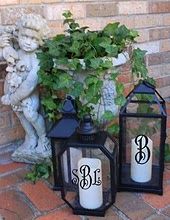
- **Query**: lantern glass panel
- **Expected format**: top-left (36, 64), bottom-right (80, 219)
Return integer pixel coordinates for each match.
top-left (60, 145), bottom-right (115, 211)
top-left (126, 94), bottom-right (161, 115)
top-left (120, 116), bottom-right (162, 188)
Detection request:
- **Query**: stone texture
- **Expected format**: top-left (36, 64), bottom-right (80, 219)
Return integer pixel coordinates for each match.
top-left (20, 181), bottom-right (64, 211)
top-left (1, 6), bottom-right (44, 25)
top-left (86, 3), bottom-right (118, 17)
top-left (163, 206), bottom-right (170, 218)
top-left (0, 190), bottom-right (34, 220)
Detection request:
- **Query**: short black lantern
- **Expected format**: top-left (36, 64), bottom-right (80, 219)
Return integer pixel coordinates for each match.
top-left (47, 96), bottom-right (79, 190)
top-left (59, 116), bottom-right (118, 216)
top-left (118, 81), bottom-right (167, 195)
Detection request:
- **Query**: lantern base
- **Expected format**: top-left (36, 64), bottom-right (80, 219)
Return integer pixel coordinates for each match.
top-left (64, 191), bottom-right (114, 217)
top-left (118, 164), bottom-right (163, 195)
top-left (73, 208), bottom-right (105, 217)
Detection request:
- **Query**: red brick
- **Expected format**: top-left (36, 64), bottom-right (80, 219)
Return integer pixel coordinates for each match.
top-left (117, 73), bottom-right (132, 84)
top-left (167, 118), bottom-right (170, 128)
top-left (36, 207), bottom-right (81, 220)
top-left (115, 192), bottom-right (155, 219)
top-left (149, 28), bottom-right (170, 41)
top-left (86, 3), bottom-right (118, 17)
top-left (0, 162), bottom-right (25, 174)
top-left (142, 185), bottom-right (170, 209)
top-left (0, 208), bottom-right (19, 220)
top-left (0, 190), bottom-right (34, 219)
top-left (0, 111), bottom-right (11, 130)
top-left (20, 181), bottom-right (64, 211)
top-left (156, 76), bottom-right (170, 88)
top-left (0, 125), bottom-right (25, 146)
top-left (124, 84), bottom-right (134, 96)
top-left (0, 169), bottom-right (28, 188)
top-left (164, 168), bottom-right (170, 182)
top-left (0, 0), bottom-right (19, 5)
top-left (149, 2), bottom-right (170, 14)
top-left (88, 208), bottom-right (120, 220)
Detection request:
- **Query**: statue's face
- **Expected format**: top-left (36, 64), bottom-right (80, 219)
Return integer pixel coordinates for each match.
top-left (18, 28), bottom-right (40, 52)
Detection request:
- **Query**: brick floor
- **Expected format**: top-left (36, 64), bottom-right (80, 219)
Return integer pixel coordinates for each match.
top-left (0, 151), bottom-right (170, 220)
top-left (20, 181), bottom-right (64, 212)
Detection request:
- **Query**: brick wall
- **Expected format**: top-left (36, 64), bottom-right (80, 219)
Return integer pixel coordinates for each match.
top-left (0, 0), bottom-right (170, 146)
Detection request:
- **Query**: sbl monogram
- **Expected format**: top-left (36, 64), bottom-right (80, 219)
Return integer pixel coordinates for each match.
top-left (135, 135), bottom-right (151, 165)
top-left (72, 165), bottom-right (102, 190)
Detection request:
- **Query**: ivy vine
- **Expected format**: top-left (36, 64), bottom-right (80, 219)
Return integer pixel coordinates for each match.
top-left (37, 11), bottom-right (153, 135)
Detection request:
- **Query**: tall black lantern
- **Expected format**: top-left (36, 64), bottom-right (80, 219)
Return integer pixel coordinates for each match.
top-left (58, 116), bottom-right (118, 216)
top-left (118, 81), bottom-right (167, 195)
top-left (48, 96), bottom-right (79, 190)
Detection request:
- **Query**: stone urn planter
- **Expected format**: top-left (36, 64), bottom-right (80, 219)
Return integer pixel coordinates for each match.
top-left (38, 11), bottom-right (150, 134)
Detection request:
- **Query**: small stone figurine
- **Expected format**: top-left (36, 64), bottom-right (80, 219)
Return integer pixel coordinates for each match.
top-left (0, 14), bottom-right (51, 163)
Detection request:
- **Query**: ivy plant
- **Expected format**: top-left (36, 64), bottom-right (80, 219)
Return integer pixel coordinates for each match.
top-left (37, 11), bottom-right (153, 135)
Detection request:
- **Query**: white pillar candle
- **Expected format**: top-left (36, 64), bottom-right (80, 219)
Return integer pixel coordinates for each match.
top-left (78, 158), bottom-right (103, 209)
top-left (131, 135), bottom-right (153, 183)
top-left (63, 148), bottom-right (82, 183)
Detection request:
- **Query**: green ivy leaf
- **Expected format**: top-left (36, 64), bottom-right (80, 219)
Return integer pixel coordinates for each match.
top-left (105, 44), bottom-right (118, 57)
top-left (63, 11), bottom-right (73, 19)
top-left (107, 124), bottom-right (119, 135)
top-left (90, 58), bottom-right (102, 69)
top-left (70, 82), bottom-right (84, 97)
top-left (102, 111), bottom-right (115, 120)
top-left (57, 73), bottom-right (73, 89)
top-left (101, 60), bottom-right (113, 69)
top-left (116, 82), bottom-right (124, 94)
top-left (114, 95), bottom-right (126, 106)
top-left (110, 70), bottom-right (119, 80)
top-left (41, 97), bottom-right (57, 110)
top-left (102, 22), bottom-right (120, 36)
top-left (85, 75), bottom-right (98, 85)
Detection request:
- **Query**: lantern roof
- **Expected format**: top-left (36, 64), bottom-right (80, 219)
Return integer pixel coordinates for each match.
top-left (120, 81), bottom-right (166, 117)
top-left (47, 97), bottom-right (79, 138)
top-left (133, 81), bottom-right (155, 94)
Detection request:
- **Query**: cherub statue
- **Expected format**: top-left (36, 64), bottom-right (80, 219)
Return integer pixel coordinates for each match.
top-left (0, 14), bottom-right (51, 163)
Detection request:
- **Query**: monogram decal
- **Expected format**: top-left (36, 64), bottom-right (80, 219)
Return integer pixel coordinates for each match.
top-left (135, 135), bottom-right (151, 165)
top-left (72, 165), bottom-right (102, 190)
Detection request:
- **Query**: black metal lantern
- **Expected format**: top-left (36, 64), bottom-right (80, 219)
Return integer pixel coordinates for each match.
top-left (118, 81), bottom-right (167, 195)
top-left (58, 116), bottom-right (118, 217)
top-left (47, 96), bottom-right (79, 190)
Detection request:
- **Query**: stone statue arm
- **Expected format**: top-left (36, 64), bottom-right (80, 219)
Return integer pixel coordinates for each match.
top-left (10, 59), bottom-right (39, 105)
top-left (0, 33), bottom-right (13, 60)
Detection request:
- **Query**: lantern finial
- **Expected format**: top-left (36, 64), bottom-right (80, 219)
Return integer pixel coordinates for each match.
top-left (77, 115), bottom-right (98, 141)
